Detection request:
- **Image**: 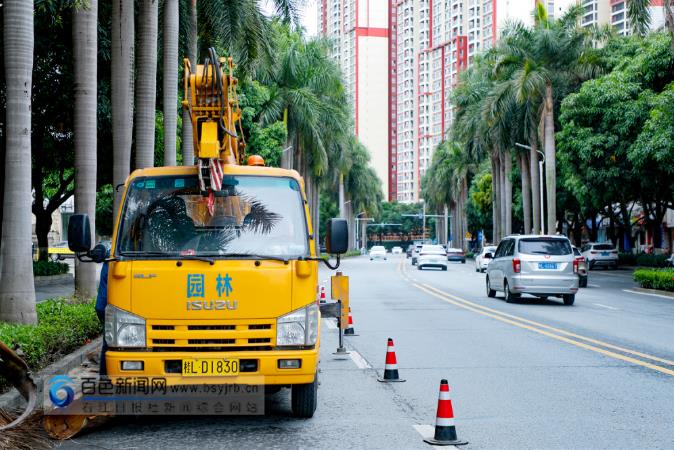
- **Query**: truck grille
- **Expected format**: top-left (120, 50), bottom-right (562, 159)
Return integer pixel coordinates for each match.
top-left (147, 319), bottom-right (275, 350)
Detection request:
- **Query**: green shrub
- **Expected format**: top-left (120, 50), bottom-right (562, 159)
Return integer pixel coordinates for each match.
top-left (633, 268), bottom-right (674, 292)
top-left (33, 260), bottom-right (69, 276)
top-left (618, 253), bottom-right (669, 267)
top-left (618, 253), bottom-right (637, 266)
top-left (0, 298), bottom-right (102, 393)
top-left (465, 252), bottom-right (475, 259)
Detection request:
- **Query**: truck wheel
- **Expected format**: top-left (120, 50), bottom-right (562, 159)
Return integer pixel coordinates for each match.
top-left (291, 374), bottom-right (318, 418)
top-left (563, 294), bottom-right (575, 306)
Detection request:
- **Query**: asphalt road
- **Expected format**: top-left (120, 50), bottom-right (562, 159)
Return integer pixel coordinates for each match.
top-left (55, 255), bottom-right (674, 449)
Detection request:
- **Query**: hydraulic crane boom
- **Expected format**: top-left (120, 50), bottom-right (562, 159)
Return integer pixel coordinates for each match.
top-left (182, 48), bottom-right (245, 191)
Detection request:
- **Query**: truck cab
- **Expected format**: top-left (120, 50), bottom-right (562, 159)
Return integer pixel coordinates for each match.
top-left (68, 163), bottom-right (347, 418)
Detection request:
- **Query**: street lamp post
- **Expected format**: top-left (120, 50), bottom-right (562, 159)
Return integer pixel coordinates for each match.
top-left (516, 142), bottom-right (545, 235)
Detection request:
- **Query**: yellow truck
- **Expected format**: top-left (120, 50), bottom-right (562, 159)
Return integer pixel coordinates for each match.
top-left (66, 49), bottom-right (348, 418)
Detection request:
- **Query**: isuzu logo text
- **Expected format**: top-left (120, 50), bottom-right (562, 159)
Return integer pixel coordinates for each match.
top-left (186, 300), bottom-right (238, 311)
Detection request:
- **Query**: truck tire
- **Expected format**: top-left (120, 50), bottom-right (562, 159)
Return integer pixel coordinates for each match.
top-left (291, 373), bottom-right (318, 418)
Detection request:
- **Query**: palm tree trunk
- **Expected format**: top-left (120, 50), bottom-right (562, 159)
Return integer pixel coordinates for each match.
top-left (73, 0), bottom-right (98, 297)
top-left (491, 153), bottom-right (500, 242)
top-left (529, 138), bottom-right (541, 234)
top-left (338, 172), bottom-right (345, 218)
top-left (450, 203), bottom-right (458, 246)
top-left (112, 0), bottom-right (134, 214)
top-left (181, 0), bottom-right (197, 166)
top-left (135, 0), bottom-right (158, 169)
top-left (163, 0), bottom-right (178, 166)
top-left (281, 109), bottom-right (293, 169)
top-left (519, 152), bottom-right (532, 234)
top-left (544, 82), bottom-right (557, 234)
top-left (499, 152), bottom-right (506, 239)
top-left (0, 0), bottom-right (37, 324)
top-left (504, 152), bottom-right (513, 236)
top-left (461, 176), bottom-right (468, 250)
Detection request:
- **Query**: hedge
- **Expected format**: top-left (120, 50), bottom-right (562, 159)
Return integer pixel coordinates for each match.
top-left (633, 268), bottom-right (674, 292)
top-left (0, 298), bottom-right (102, 393)
top-left (619, 253), bottom-right (670, 268)
top-left (33, 260), bottom-right (69, 276)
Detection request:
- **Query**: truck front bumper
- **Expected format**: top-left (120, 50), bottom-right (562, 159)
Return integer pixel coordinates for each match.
top-left (105, 347), bottom-right (318, 385)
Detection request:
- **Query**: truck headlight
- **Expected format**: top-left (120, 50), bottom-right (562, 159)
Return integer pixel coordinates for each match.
top-left (105, 305), bottom-right (146, 348)
top-left (276, 303), bottom-right (319, 347)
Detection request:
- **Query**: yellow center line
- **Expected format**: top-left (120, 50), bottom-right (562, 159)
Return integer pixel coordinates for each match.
top-left (397, 255), bottom-right (674, 377)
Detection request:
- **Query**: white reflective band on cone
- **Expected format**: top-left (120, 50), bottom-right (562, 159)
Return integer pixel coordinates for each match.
top-left (435, 417), bottom-right (456, 427)
top-left (384, 364), bottom-right (398, 369)
top-left (438, 391), bottom-right (451, 400)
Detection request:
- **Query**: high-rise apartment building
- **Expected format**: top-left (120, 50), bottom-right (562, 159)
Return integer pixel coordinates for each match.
top-left (324, 1), bottom-right (646, 203)
top-left (318, 0), bottom-right (391, 199)
top-left (580, 0), bottom-right (666, 36)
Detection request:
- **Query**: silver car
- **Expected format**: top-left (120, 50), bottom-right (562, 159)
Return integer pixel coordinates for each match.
top-left (417, 245), bottom-right (448, 271)
top-left (486, 235), bottom-right (579, 305)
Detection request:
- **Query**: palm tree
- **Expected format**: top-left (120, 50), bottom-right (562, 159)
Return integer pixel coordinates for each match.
top-left (259, 31), bottom-right (349, 246)
top-left (111, 0), bottom-right (134, 214)
top-left (181, 0), bottom-right (197, 166)
top-left (0, 0), bottom-right (37, 324)
top-left (163, 0), bottom-right (179, 166)
top-left (628, 0), bottom-right (674, 44)
top-left (72, 0), bottom-right (98, 297)
top-left (135, 0), bottom-right (158, 169)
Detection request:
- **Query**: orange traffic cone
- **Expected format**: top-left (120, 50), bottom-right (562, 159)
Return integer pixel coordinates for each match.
top-left (423, 379), bottom-right (468, 446)
top-left (319, 285), bottom-right (326, 303)
top-left (344, 307), bottom-right (357, 335)
top-left (377, 338), bottom-right (405, 382)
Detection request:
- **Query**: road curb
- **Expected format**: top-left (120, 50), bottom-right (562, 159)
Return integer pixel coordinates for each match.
top-left (632, 287), bottom-right (674, 299)
top-left (0, 336), bottom-right (102, 410)
top-left (34, 273), bottom-right (74, 287)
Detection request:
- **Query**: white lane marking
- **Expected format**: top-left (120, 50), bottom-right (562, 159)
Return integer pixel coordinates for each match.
top-left (588, 284), bottom-right (601, 288)
top-left (349, 350), bottom-right (372, 369)
top-left (623, 289), bottom-right (674, 300)
top-left (593, 303), bottom-right (619, 311)
top-left (590, 271), bottom-right (629, 278)
top-left (413, 424), bottom-right (435, 440)
top-left (323, 318), bottom-right (337, 330)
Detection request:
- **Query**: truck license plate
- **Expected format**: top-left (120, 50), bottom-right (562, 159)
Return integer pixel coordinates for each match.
top-left (182, 358), bottom-right (239, 376)
top-left (538, 262), bottom-right (557, 269)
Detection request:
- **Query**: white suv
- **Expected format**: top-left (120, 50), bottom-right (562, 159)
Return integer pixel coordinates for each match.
top-left (486, 235), bottom-right (579, 305)
top-left (581, 243), bottom-right (618, 270)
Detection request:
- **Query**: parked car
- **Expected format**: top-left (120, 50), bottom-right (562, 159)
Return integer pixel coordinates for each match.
top-left (486, 235), bottom-right (579, 305)
top-left (572, 246), bottom-right (589, 288)
top-left (581, 242), bottom-right (619, 270)
top-left (475, 246), bottom-right (497, 272)
top-left (48, 241), bottom-right (75, 261)
top-left (417, 245), bottom-right (448, 271)
top-left (446, 248), bottom-right (466, 263)
top-left (391, 246), bottom-right (403, 254)
top-left (369, 245), bottom-right (387, 261)
top-left (411, 244), bottom-right (424, 265)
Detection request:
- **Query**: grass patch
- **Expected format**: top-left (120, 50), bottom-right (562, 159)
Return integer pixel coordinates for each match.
top-left (33, 260), bottom-right (69, 276)
top-left (0, 298), bottom-right (102, 393)
top-left (633, 268), bottom-right (674, 292)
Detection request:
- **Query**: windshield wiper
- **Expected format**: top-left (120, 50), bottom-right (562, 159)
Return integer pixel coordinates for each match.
top-left (119, 251), bottom-right (214, 264)
top-left (216, 253), bottom-right (290, 263)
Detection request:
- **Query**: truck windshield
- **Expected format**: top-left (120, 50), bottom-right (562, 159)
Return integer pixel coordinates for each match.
top-left (116, 175), bottom-right (309, 258)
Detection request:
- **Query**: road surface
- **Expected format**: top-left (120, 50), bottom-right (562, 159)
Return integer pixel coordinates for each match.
top-left (57, 255), bottom-right (674, 449)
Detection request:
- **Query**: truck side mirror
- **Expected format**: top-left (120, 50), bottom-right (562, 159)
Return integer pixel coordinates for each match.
top-left (68, 214), bottom-right (92, 253)
top-left (326, 218), bottom-right (348, 255)
top-left (89, 243), bottom-right (108, 263)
